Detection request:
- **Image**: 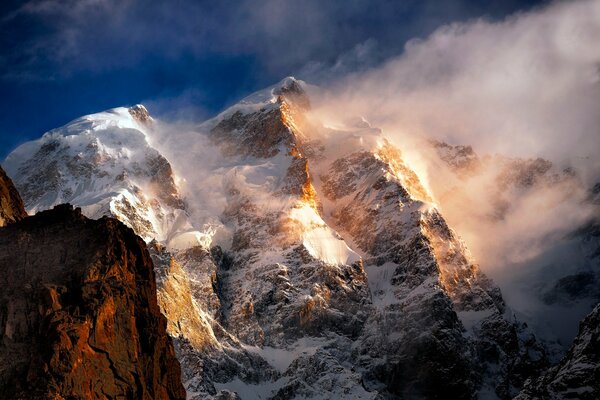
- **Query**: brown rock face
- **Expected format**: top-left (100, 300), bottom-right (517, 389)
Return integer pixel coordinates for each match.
top-left (0, 166), bottom-right (27, 226)
top-left (0, 204), bottom-right (186, 400)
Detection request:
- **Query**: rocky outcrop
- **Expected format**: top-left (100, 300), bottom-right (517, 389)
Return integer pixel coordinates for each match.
top-left (129, 104), bottom-right (153, 124)
top-left (0, 203), bottom-right (186, 399)
top-left (0, 166), bottom-right (27, 226)
top-left (516, 303), bottom-right (600, 400)
top-left (150, 242), bottom-right (218, 351)
top-left (428, 139), bottom-right (481, 177)
top-left (210, 77), bottom-right (312, 159)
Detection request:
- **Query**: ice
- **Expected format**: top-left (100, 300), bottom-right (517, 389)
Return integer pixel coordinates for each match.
top-left (364, 262), bottom-right (400, 307)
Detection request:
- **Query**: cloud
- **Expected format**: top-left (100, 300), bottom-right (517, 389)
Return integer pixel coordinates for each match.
top-left (0, 0), bottom-right (546, 82)
top-left (315, 0), bottom-right (600, 169)
top-left (307, 0), bottom-right (600, 327)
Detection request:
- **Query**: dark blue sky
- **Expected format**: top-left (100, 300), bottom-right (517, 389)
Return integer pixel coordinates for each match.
top-left (0, 0), bottom-right (547, 158)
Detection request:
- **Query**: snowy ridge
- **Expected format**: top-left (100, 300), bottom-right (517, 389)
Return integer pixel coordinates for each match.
top-left (2, 105), bottom-right (206, 248)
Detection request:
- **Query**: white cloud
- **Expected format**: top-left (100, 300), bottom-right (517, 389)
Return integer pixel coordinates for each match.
top-left (311, 0), bottom-right (600, 282)
top-left (317, 0), bottom-right (600, 168)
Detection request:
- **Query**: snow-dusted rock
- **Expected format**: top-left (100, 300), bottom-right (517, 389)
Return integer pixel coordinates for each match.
top-left (4, 77), bottom-right (582, 400)
top-left (515, 303), bottom-right (600, 400)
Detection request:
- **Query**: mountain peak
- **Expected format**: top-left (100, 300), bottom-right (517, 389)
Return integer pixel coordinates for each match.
top-left (274, 77), bottom-right (310, 110)
top-left (128, 104), bottom-right (152, 123)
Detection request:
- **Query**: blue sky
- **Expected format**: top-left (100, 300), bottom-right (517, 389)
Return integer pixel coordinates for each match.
top-left (0, 0), bottom-right (546, 158)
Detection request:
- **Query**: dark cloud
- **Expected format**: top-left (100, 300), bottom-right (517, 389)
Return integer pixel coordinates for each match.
top-left (0, 0), bottom-right (547, 157)
top-left (1, 0), bottom-right (548, 81)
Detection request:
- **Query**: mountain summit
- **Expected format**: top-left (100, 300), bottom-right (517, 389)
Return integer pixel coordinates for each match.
top-left (3, 78), bottom-right (596, 399)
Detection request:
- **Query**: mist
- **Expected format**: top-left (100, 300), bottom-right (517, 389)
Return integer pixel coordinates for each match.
top-left (138, 0), bottom-right (600, 345)
top-left (304, 0), bottom-right (600, 342)
top-left (314, 0), bottom-right (600, 164)
top-left (307, 0), bottom-right (599, 259)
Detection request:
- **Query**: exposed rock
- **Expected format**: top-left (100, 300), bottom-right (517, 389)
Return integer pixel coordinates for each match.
top-left (516, 303), bottom-right (600, 400)
top-left (129, 104), bottom-right (153, 124)
top-left (428, 139), bottom-right (481, 177)
top-left (0, 204), bottom-right (186, 399)
top-left (210, 77), bottom-right (312, 159)
top-left (0, 165), bottom-right (27, 226)
top-left (150, 242), bottom-right (219, 351)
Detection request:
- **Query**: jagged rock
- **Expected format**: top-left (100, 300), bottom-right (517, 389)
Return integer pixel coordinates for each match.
top-left (428, 139), bottom-right (481, 177)
top-left (151, 242), bottom-right (219, 351)
top-left (0, 165), bottom-right (27, 226)
top-left (515, 303), bottom-right (600, 400)
top-left (0, 204), bottom-right (186, 399)
top-left (321, 142), bottom-right (546, 398)
top-left (4, 78), bottom-right (589, 400)
top-left (129, 104), bottom-right (153, 123)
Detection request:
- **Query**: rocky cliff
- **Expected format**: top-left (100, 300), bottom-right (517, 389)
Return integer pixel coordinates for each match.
top-left (0, 165), bottom-right (27, 226)
top-left (0, 166), bottom-right (186, 399)
top-left (516, 303), bottom-right (600, 400)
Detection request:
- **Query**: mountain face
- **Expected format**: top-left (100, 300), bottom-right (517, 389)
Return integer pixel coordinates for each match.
top-left (0, 167), bottom-right (186, 399)
top-left (426, 139), bottom-right (600, 348)
top-left (3, 77), bottom-right (594, 399)
top-left (3, 105), bottom-right (186, 244)
top-left (515, 303), bottom-right (600, 400)
top-left (0, 164), bottom-right (27, 226)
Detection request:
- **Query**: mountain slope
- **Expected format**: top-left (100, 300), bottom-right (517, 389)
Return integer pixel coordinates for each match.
top-left (515, 303), bottom-right (600, 400)
top-left (425, 139), bottom-right (600, 349)
top-left (3, 105), bottom-right (188, 244)
top-left (3, 78), bottom-right (557, 399)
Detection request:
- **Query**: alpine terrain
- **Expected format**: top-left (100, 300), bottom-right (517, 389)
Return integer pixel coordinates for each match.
top-left (2, 78), bottom-right (598, 400)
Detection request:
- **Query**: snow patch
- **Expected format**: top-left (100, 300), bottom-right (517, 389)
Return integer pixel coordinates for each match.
top-left (289, 204), bottom-right (360, 266)
top-left (457, 309), bottom-right (494, 334)
top-left (242, 337), bottom-right (330, 373)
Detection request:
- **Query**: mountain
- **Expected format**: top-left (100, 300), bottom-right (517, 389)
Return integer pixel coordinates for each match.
top-left (4, 77), bottom-right (595, 399)
top-left (0, 166), bottom-right (186, 399)
top-left (515, 303), bottom-right (600, 400)
top-left (0, 163), bottom-right (27, 225)
top-left (426, 139), bottom-right (600, 348)
top-left (3, 105), bottom-right (188, 244)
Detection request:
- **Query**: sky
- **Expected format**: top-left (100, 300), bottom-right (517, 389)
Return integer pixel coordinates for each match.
top-left (2, 0), bottom-right (600, 343)
top-left (0, 0), bottom-right (548, 158)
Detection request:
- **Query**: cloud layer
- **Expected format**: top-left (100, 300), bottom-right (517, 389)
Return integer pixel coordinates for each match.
top-left (315, 0), bottom-right (600, 170)
top-left (1, 0), bottom-right (546, 82)
top-left (307, 0), bottom-right (600, 341)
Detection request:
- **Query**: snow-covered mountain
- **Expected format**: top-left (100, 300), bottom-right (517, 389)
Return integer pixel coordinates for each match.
top-left (516, 303), bottom-right (600, 400)
top-left (2, 105), bottom-right (208, 247)
top-left (3, 77), bottom-right (597, 400)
